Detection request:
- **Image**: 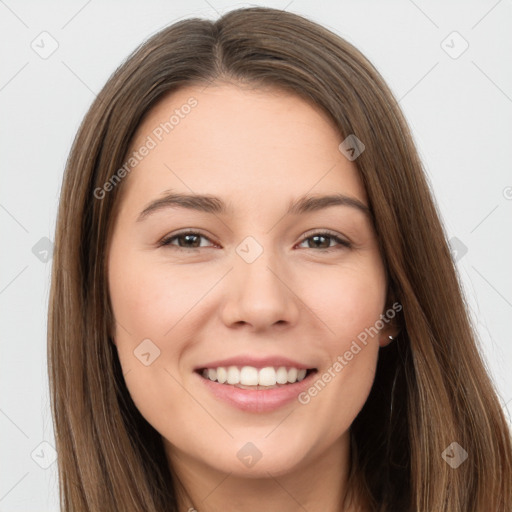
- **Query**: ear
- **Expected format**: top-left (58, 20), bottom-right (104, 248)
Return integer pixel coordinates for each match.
top-left (378, 325), bottom-right (400, 348)
top-left (378, 285), bottom-right (403, 347)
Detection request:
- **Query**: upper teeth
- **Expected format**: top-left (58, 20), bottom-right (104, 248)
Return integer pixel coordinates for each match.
top-left (202, 366), bottom-right (308, 386)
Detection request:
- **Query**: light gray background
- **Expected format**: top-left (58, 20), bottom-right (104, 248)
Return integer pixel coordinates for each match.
top-left (1, 0), bottom-right (511, 510)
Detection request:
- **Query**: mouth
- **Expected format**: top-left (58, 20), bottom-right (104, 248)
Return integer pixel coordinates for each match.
top-left (194, 364), bottom-right (319, 412)
top-left (195, 366), bottom-right (318, 390)
top-left (193, 356), bottom-right (319, 412)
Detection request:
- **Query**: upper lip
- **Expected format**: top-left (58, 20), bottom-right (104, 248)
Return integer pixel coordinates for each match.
top-left (194, 356), bottom-right (316, 371)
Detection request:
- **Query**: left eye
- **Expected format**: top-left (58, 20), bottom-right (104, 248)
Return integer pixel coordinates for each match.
top-left (297, 232), bottom-right (351, 250)
top-left (159, 231), bottom-right (350, 250)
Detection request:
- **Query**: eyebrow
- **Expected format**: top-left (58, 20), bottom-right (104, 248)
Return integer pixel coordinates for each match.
top-left (137, 190), bottom-right (371, 221)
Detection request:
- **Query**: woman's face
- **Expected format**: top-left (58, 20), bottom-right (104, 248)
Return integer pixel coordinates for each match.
top-left (108, 83), bottom-right (392, 479)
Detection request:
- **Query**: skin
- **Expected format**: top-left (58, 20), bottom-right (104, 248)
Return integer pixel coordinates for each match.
top-left (108, 82), bottom-right (398, 512)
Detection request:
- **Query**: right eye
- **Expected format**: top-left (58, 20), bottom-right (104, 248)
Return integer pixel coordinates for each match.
top-left (159, 231), bottom-right (217, 250)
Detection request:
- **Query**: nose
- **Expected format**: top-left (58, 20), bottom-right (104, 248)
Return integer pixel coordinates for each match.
top-left (220, 244), bottom-right (301, 332)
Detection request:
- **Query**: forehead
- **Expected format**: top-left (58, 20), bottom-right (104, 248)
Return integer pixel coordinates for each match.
top-left (121, 83), bottom-right (367, 213)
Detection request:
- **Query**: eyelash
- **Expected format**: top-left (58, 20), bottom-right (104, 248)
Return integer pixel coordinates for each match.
top-left (158, 230), bottom-right (351, 252)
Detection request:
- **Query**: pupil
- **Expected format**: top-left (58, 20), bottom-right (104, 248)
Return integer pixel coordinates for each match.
top-left (182, 234), bottom-right (199, 247)
top-left (311, 235), bottom-right (328, 248)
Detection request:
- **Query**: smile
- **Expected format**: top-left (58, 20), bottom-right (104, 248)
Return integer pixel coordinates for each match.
top-left (199, 365), bottom-right (315, 388)
top-left (195, 365), bottom-right (318, 413)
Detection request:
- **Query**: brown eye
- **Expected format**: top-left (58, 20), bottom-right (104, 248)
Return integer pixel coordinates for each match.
top-left (297, 232), bottom-right (351, 250)
top-left (160, 231), bottom-right (214, 249)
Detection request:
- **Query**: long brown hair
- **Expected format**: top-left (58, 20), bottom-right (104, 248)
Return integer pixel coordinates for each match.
top-left (48, 7), bottom-right (512, 511)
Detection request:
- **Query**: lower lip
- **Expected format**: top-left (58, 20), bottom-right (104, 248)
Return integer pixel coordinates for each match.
top-left (195, 370), bottom-right (317, 413)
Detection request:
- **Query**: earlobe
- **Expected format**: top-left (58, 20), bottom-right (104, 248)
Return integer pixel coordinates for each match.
top-left (380, 286), bottom-right (403, 347)
top-left (379, 330), bottom-right (400, 347)
top-left (379, 334), bottom-right (392, 348)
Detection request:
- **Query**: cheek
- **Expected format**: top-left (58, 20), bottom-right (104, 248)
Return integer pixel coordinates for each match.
top-left (301, 258), bottom-right (387, 345)
top-left (107, 243), bottom-right (182, 382)
top-left (108, 249), bottom-right (198, 342)
top-left (107, 251), bottom-right (195, 423)
top-left (294, 260), bottom-right (386, 433)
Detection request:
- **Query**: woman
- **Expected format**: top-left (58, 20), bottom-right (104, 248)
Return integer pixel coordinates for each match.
top-left (48, 6), bottom-right (512, 511)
